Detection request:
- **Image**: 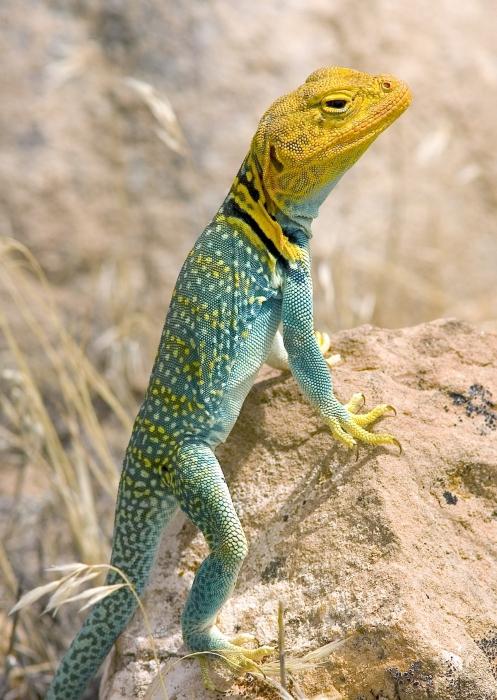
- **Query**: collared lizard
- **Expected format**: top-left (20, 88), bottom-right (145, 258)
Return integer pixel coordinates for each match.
top-left (46, 66), bottom-right (411, 699)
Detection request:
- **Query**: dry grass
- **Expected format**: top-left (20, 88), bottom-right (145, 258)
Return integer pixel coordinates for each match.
top-left (9, 563), bottom-right (169, 700)
top-left (0, 239), bottom-right (130, 560)
top-left (123, 77), bottom-right (187, 155)
top-left (0, 239), bottom-right (132, 698)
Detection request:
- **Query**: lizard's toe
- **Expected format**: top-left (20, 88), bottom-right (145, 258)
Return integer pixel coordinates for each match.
top-left (314, 329), bottom-right (331, 354)
top-left (195, 630), bottom-right (274, 684)
top-left (229, 632), bottom-right (258, 647)
top-left (350, 402), bottom-right (396, 427)
top-left (344, 392), bottom-right (366, 414)
top-left (326, 416), bottom-right (357, 449)
top-left (344, 419), bottom-right (401, 451)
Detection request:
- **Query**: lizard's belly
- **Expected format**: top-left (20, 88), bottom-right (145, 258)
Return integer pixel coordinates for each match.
top-left (204, 297), bottom-right (281, 448)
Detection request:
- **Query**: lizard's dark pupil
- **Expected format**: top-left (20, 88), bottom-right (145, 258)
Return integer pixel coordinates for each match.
top-left (326, 99), bottom-right (347, 109)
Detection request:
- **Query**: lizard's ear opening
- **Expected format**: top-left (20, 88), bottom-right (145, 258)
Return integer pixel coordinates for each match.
top-left (269, 145), bottom-right (284, 173)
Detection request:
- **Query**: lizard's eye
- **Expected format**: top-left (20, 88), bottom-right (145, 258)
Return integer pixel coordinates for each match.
top-left (321, 95), bottom-right (350, 113)
top-left (325, 99), bottom-right (347, 109)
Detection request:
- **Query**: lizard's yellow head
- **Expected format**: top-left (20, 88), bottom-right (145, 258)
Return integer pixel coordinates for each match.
top-left (252, 66), bottom-right (411, 222)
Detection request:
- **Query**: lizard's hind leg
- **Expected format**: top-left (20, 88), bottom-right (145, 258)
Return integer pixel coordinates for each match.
top-left (173, 442), bottom-right (273, 672)
top-left (47, 455), bottom-right (178, 700)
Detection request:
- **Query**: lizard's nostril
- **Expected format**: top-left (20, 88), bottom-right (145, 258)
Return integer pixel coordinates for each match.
top-left (381, 80), bottom-right (393, 92)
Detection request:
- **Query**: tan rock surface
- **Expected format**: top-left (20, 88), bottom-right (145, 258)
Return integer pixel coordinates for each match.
top-left (101, 319), bottom-right (497, 700)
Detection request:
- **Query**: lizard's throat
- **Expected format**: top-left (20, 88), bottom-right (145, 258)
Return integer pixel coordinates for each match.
top-left (247, 151), bottom-right (342, 240)
top-left (274, 175), bottom-right (343, 238)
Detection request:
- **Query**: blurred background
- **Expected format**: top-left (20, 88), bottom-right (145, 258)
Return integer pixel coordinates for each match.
top-left (0, 1), bottom-right (496, 697)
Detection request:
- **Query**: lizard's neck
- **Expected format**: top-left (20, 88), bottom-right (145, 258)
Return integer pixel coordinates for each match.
top-left (218, 153), bottom-right (308, 265)
top-left (235, 151), bottom-right (342, 244)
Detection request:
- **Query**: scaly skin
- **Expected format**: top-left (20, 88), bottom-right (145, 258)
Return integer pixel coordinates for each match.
top-left (46, 67), bottom-right (411, 698)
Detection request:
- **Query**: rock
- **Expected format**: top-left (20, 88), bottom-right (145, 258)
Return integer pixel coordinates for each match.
top-left (101, 319), bottom-right (497, 699)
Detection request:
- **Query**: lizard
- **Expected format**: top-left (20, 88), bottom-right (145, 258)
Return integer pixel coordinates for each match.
top-left (46, 66), bottom-right (411, 699)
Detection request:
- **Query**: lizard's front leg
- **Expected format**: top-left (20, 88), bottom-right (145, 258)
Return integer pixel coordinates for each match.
top-left (266, 328), bottom-right (340, 370)
top-left (281, 254), bottom-right (399, 450)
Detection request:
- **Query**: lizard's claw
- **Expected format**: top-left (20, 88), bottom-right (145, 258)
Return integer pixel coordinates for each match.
top-left (326, 397), bottom-right (401, 452)
top-left (314, 329), bottom-right (341, 367)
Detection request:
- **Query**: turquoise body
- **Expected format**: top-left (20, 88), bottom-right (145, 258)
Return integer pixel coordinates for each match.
top-left (46, 155), bottom-right (344, 699)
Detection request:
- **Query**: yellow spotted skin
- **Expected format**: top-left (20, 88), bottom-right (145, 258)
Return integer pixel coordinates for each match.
top-left (47, 67), bottom-right (410, 699)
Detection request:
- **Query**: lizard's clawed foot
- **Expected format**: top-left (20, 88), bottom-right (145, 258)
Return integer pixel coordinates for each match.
top-left (314, 329), bottom-right (341, 367)
top-left (326, 394), bottom-right (401, 452)
top-left (221, 633), bottom-right (274, 671)
top-left (220, 644), bottom-right (274, 670)
top-left (199, 634), bottom-right (274, 689)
